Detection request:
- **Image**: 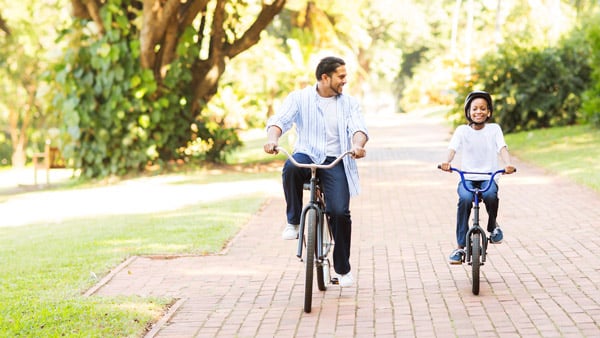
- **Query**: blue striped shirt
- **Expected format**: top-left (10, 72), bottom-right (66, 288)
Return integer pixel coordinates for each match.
top-left (267, 84), bottom-right (369, 197)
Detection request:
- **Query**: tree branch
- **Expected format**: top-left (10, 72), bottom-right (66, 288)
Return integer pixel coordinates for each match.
top-left (0, 12), bottom-right (11, 36)
top-left (72, 0), bottom-right (105, 34)
top-left (227, 0), bottom-right (286, 58)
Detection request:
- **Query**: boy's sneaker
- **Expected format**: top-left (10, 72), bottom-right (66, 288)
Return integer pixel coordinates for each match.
top-left (490, 226), bottom-right (503, 244)
top-left (448, 248), bottom-right (465, 264)
top-left (281, 224), bottom-right (299, 240)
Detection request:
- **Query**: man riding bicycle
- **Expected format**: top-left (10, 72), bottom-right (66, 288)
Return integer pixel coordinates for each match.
top-left (263, 56), bottom-right (369, 287)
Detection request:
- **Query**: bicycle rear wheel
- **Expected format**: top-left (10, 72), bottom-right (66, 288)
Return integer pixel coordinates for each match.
top-left (471, 233), bottom-right (481, 295)
top-left (316, 214), bottom-right (333, 291)
top-left (304, 209), bottom-right (317, 313)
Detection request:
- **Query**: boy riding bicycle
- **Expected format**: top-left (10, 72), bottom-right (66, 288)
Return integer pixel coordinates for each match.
top-left (439, 90), bottom-right (516, 264)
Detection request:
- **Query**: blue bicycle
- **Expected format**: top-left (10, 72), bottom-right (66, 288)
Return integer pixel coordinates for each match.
top-left (439, 166), bottom-right (515, 295)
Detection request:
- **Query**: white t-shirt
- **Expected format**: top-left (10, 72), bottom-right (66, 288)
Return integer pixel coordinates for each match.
top-left (448, 123), bottom-right (507, 181)
top-left (317, 95), bottom-right (341, 156)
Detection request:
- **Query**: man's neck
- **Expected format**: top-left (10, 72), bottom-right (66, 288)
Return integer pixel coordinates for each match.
top-left (316, 83), bottom-right (336, 98)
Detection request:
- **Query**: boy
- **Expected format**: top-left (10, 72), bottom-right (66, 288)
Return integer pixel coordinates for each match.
top-left (439, 90), bottom-right (516, 264)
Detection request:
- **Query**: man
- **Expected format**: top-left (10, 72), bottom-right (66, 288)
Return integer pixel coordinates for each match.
top-left (263, 56), bottom-right (369, 287)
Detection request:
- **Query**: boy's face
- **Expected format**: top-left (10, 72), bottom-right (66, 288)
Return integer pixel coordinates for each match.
top-left (469, 98), bottom-right (491, 124)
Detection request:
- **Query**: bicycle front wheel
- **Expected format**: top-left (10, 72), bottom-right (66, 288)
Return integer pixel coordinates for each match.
top-left (316, 214), bottom-right (333, 291)
top-left (471, 233), bottom-right (481, 295)
top-left (304, 208), bottom-right (317, 313)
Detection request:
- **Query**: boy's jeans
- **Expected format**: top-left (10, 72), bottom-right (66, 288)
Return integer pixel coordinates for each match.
top-left (456, 180), bottom-right (499, 247)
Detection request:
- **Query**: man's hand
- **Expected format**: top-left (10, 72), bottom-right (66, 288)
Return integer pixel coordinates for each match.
top-left (263, 142), bottom-right (278, 154)
top-left (351, 145), bottom-right (366, 159)
top-left (504, 165), bottom-right (516, 174)
top-left (439, 162), bottom-right (452, 172)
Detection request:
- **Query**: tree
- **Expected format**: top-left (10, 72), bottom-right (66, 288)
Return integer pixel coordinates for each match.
top-left (50, 0), bottom-right (285, 177)
top-left (0, 2), bottom-right (68, 167)
top-left (72, 0), bottom-right (285, 114)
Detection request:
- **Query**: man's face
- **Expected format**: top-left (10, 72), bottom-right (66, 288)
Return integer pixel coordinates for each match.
top-left (469, 97), bottom-right (491, 124)
top-left (325, 65), bottom-right (347, 95)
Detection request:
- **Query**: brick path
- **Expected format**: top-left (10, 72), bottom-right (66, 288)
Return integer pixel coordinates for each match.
top-left (89, 111), bottom-right (600, 337)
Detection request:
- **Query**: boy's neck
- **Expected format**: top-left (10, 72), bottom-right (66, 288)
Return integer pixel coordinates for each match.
top-left (470, 123), bottom-right (486, 130)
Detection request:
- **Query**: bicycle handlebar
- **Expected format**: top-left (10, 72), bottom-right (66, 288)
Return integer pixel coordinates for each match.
top-left (276, 147), bottom-right (354, 169)
top-left (437, 165), bottom-right (516, 194)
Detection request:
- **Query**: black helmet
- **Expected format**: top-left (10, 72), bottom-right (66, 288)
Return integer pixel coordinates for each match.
top-left (464, 90), bottom-right (493, 124)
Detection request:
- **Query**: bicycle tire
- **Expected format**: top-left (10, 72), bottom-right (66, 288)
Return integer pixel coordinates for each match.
top-left (316, 213), bottom-right (332, 291)
top-left (471, 234), bottom-right (481, 295)
top-left (304, 208), bottom-right (317, 313)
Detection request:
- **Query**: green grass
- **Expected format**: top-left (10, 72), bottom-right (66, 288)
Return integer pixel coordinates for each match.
top-left (0, 133), bottom-right (281, 337)
top-left (505, 124), bottom-right (600, 192)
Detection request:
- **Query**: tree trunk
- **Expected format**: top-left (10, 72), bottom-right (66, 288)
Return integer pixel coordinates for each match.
top-left (451, 0), bottom-right (461, 56)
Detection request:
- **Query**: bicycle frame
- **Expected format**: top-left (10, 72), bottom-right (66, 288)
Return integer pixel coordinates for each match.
top-left (276, 147), bottom-right (353, 262)
top-left (448, 167), bottom-right (505, 264)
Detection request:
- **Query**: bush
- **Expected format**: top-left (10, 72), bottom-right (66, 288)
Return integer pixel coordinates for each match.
top-left (582, 13), bottom-right (600, 126)
top-left (452, 27), bottom-right (592, 133)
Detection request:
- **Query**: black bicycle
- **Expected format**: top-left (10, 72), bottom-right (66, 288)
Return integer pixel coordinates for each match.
top-left (439, 166), bottom-right (514, 295)
top-left (277, 147), bottom-right (353, 313)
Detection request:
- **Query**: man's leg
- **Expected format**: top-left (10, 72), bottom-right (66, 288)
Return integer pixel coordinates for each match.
top-left (281, 153), bottom-right (311, 237)
top-left (318, 158), bottom-right (351, 275)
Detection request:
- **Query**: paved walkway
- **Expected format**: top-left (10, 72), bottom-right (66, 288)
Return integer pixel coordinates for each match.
top-left (89, 111), bottom-right (600, 337)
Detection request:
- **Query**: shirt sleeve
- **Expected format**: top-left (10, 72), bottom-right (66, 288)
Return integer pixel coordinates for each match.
top-left (266, 91), bottom-right (299, 134)
top-left (448, 125), bottom-right (465, 151)
top-left (346, 97), bottom-right (369, 140)
top-left (493, 124), bottom-right (507, 153)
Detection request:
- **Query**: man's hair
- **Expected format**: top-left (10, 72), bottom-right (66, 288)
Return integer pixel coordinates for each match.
top-left (315, 56), bottom-right (345, 80)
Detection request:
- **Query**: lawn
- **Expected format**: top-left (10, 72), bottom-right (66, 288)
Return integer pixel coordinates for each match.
top-left (0, 131), bottom-right (283, 337)
top-left (505, 124), bottom-right (600, 192)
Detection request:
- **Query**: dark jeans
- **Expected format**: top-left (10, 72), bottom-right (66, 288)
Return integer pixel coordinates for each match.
top-left (456, 180), bottom-right (499, 247)
top-left (282, 152), bottom-right (352, 275)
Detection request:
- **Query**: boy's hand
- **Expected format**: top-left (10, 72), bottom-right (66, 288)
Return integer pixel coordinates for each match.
top-left (439, 162), bottom-right (452, 172)
top-left (504, 165), bottom-right (516, 174)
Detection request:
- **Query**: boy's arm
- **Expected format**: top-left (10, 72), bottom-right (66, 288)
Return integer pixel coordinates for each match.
top-left (440, 149), bottom-right (456, 171)
top-left (500, 146), bottom-right (516, 174)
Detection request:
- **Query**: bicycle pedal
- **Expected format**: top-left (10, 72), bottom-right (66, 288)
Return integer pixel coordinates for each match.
top-left (330, 277), bottom-right (339, 285)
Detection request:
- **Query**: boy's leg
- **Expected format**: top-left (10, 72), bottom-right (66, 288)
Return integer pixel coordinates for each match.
top-left (456, 181), bottom-right (474, 247)
top-left (482, 181), bottom-right (499, 232)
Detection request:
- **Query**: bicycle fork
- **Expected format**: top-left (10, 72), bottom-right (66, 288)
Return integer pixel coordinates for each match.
top-left (465, 197), bottom-right (488, 264)
top-left (296, 203), bottom-right (327, 260)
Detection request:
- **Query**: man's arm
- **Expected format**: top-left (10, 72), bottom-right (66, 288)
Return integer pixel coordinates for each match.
top-left (264, 126), bottom-right (282, 154)
top-left (351, 131), bottom-right (368, 158)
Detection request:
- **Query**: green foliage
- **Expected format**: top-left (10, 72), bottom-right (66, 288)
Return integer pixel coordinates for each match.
top-left (47, 2), bottom-right (221, 178)
top-left (452, 27), bottom-right (593, 133)
top-left (581, 13), bottom-right (600, 126)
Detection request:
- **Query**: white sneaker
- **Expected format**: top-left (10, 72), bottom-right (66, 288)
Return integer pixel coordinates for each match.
top-left (339, 272), bottom-right (354, 287)
top-left (281, 224), bottom-right (299, 240)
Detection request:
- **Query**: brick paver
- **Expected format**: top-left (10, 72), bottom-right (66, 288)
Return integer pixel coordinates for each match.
top-left (90, 111), bottom-right (600, 337)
